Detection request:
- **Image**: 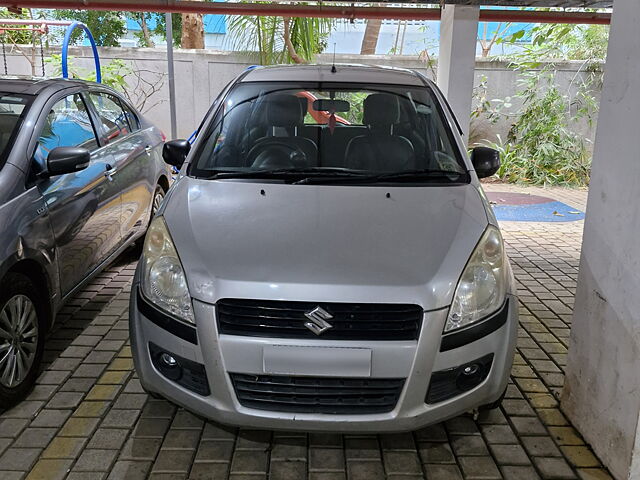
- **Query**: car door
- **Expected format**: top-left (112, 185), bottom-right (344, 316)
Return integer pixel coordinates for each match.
top-left (86, 91), bottom-right (155, 243)
top-left (33, 91), bottom-right (122, 296)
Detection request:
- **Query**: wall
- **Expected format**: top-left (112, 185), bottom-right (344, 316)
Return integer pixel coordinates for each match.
top-left (2, 46), bottom-right (601, 141)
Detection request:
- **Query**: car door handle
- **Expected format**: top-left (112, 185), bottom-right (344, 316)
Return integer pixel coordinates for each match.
top-left (145, 145), bottom-right (153, 155)
top-left (105, 164), bottom-right (117, 181)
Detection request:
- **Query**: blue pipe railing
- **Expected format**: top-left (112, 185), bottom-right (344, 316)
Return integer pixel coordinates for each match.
top-left (62, 22), bottom-right (101, 83)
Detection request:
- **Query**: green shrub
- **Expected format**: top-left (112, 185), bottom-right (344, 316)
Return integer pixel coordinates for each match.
top-left (483, 71), bottom-right (592, 187)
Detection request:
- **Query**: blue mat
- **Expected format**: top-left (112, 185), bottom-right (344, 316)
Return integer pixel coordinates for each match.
top-left (492, 201), bottom-right (585, 222)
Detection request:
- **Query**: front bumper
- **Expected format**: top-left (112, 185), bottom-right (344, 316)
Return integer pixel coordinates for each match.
top-left (130, 282), bottom-right (518, 432)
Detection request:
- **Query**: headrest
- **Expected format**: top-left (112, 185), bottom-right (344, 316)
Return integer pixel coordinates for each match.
top-left (297, 96), bottom-right (308, 116)
top-left (396, 95), bottom-right (417, 123)
top-left (363, 94), bottom-right (401, 128)
top-left (265, 94), bottom-right (305, 127)
top-left (0, 114), bottom-right (19, 131)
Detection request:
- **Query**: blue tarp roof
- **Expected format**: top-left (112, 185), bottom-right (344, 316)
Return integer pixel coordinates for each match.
top-left (126, 14), bottom-right (226, 35)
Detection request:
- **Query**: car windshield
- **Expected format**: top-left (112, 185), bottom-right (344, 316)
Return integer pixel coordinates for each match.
top-left (190, 82), bottom-right (467, 183)
top-left (0, 93), bottom-right (32, 167)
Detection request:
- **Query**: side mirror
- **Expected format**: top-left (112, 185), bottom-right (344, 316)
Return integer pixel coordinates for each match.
top-left (471, 147), bottom-right (500, 179)
top-left (163, 139), bottom-right (190, 168)
top-left (47, 147), bottom-right (90, 176)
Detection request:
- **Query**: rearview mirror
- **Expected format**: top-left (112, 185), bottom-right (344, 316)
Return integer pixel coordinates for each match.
top-left (163, 139), bottom-right (190, 168)
top-left (312, 99), bottom-right (350, 113)
top-left (471, 147), bottom-right (500, 179)
top-left (47, 147), bottom-right (90, 176)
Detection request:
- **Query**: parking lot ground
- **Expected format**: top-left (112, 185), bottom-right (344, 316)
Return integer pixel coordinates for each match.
top-left (0, 185), bottom-right (612, 480)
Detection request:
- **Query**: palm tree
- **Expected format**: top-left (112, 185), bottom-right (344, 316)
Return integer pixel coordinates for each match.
top-left (360, 19), bottom-right (382, 55)
top-left (181, 12), bottom-right (205, 49)
top-left (227, 15), bottom-right (334, 64)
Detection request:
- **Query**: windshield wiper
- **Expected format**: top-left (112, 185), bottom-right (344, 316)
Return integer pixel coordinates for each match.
top-left (372, 169), bottom-right (469, 182)
top-left (202, 167), bottom-right (468, 184)
top-left (294, 169), bottom-right (469, 185)
top-left (203, 167), bottom-right (370, 180)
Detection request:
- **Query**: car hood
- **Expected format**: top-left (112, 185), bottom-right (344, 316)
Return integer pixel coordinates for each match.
top-left (163, 178), bottom-right (489, 309)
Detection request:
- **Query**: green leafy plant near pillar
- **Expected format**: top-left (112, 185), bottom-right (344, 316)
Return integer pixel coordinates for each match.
top-left (473, 22), bottom-right (607, 187)
top-left (482, 69), bottom-right (592, 187)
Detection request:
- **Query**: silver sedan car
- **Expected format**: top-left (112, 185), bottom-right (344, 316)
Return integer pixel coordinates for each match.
top-left (130, 64), bottom-right (518, 432)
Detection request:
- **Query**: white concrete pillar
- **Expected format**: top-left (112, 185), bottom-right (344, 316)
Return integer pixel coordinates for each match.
top-left (437, 4), bottom-right (479, 141)
top-left (562, 1), bottom-right (640, 479)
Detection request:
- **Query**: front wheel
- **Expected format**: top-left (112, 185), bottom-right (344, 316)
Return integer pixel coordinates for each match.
top-left (0, 273), bottom-right (46, 409)
top-left (151, 185), bottom-right (165, 218)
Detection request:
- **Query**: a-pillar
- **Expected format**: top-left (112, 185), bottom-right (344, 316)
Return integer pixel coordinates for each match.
top-left (437, 4), bottom-right (479, 141)
top-left (562, 1), bottom-right (640, 479)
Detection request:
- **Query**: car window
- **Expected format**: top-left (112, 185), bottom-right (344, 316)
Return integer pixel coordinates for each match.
top-left (0, 93), bottom-right (32, 167)
top-left (34, 94), bottom-right (99, 166)
top-left (120, 100), bottom-right (140, 131)
top-left (191, 82), bottom-right (466, 178)
top-left (88, 92), bottom-right (131, 143)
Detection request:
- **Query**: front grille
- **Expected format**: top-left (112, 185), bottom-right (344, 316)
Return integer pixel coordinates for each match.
top-left (230, 373), bottom-right (405, 414)
top-left (216, 299), bottom-right (423, 340)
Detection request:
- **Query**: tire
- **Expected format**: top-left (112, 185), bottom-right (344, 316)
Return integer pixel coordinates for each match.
top-left (0, 273), bottom-right (46, 409)
top-left (135, 184), bottom-right (166, 250)
top-left (150, 184), bottom-right (166, 220)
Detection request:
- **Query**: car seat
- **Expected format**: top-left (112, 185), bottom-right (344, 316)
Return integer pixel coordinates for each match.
top-left (249, 94), bottom-right (318, 169)
top-left (344, 94), bottom-right (415, 172)
top-left (395, 96), bottom-right (428, 167)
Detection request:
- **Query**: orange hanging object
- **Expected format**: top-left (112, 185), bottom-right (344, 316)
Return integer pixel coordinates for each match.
top-left (328, 112), bottom-right (336, 134)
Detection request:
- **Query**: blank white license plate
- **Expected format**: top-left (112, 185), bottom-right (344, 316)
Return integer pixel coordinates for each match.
top-left (263, 345), bottom-right (372, 377)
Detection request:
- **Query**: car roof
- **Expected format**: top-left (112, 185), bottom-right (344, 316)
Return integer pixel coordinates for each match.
top-left (0, 76), bottom-right (98, 96)
top-left (240, 64), bottom-right (427, 87)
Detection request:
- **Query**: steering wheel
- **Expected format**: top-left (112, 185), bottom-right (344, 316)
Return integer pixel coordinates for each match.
top-left (247, 139), bottom-right (308, 169)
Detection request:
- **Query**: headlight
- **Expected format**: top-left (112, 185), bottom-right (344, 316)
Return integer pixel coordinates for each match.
top-left (140, 216), bottom-right (194, 324)
top-left (444, 226), bottom-right (507, 333)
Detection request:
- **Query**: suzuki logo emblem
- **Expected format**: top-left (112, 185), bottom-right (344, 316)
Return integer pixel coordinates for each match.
top-left (304, 306), bottom-right (334, 335)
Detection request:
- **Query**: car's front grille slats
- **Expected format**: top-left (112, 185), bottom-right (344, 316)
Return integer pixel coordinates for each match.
top-left (230, 373), bottom-right (405, 414)
top-left (217, 299), bottom-right (423, 340)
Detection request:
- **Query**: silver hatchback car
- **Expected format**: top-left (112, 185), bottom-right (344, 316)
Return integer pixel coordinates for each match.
top-left (130, 64), bottom-right (518, 432)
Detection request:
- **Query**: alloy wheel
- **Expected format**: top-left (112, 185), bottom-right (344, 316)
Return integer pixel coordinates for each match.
top-left (0, 295), bottom-right (38, 389)
top-left (152, 189), bottom-right (165, 217)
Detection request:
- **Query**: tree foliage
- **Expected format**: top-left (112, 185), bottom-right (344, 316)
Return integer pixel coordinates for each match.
top-left (49, 10), bottom-right (126, 47)
top-left (152, 13), bottom-right (183, 47)
top-left (0, 8), bottom-right (50, 75)
top-left (501, 23), bottom-right (609, 63)
top-left (0, 8), bottom-right (36, 45)
top-left (477, 22), bottom-right (512, 58)
top-left (125, 12), bottom-right (182, 48)
top-left (126, 13), bottom-right (155, 47)
top-left (227, 15), bottom-right (333, 65)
